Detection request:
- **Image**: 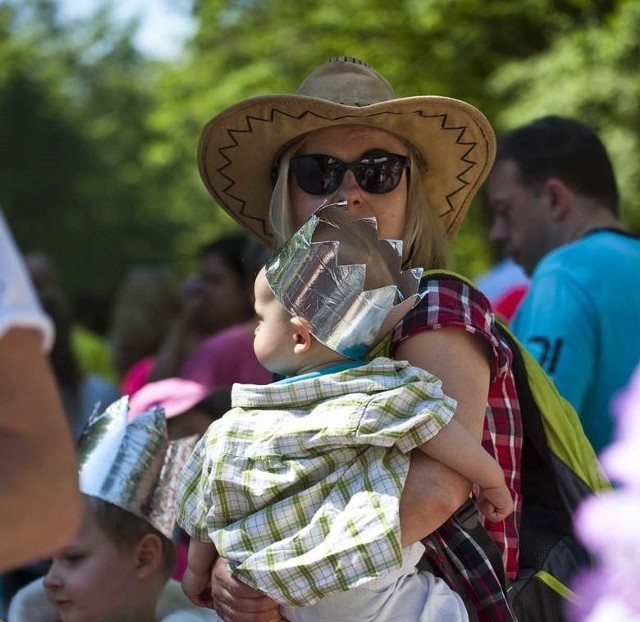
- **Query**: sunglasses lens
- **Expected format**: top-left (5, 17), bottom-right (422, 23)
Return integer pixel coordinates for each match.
top-left (356, 154), bottom-right (406, 194)
top-left (291, 153), bottom-right (407, 196)
top-left (291, 156), bottom-right (344, 195)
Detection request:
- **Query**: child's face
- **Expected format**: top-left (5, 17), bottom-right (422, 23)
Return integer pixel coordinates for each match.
top-left (44, 506), bottom-right (139, 622)
top-left (253, 268), bottom-right (298, 375)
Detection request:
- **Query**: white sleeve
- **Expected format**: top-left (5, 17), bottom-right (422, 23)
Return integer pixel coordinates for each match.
top-left (7, 577), bottom-right (58, 622)
top-left (0, 211), bottom-right (54, 351)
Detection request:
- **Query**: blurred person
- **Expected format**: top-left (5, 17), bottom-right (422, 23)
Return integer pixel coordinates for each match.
top-left (0, 211), bottom-right (81, 575)
top-left (108, 266), bottom-right (181, 395)
top-left (24, 255), bottom-right (120, 440)
top-left (179, 236), bottom-right (272, 393)
top-left (7, 398), bottom-right (216, 622)
top-left (26, 252), bottom-right (117, 384)
top-left (486, 115), bottom-right (640, 452)
top-left (141, 233), bottom-right (256, 389)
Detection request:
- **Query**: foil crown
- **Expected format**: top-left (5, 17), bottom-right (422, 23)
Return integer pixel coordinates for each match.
top-left (78, 397), bottom-right (197, 540)
top-left (265, 202), bottom-right (423, 358)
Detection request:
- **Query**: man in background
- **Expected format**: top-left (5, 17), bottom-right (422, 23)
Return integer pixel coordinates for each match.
top-left (486, 115), bottom-right (640, 453)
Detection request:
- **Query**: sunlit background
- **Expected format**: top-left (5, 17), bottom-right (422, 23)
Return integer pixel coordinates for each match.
top-left (1, 0), bottom-right (639, 332)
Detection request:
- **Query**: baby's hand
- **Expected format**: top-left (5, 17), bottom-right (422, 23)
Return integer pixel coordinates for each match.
top-left (474, 484), bottom-right (514, 522)
top-left (182, 566), bottom-right (214, 608)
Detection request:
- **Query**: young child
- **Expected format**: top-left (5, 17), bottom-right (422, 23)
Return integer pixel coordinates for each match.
top-left (7, 398), bottom-right (217, 622)
top-left (177, 204), bottom-right (513, 621)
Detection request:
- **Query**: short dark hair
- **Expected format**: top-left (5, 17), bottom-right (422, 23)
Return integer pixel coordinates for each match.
top-left (495, 115), bottom-right (619, 215)
top-left (85, 496), bottom-right (176, 578)
top-left (198, 232), bottom-right (252, 281)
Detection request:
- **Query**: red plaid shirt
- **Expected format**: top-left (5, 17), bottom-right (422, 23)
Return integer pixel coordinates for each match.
top-left (391, 273), bottom-right (523, 621)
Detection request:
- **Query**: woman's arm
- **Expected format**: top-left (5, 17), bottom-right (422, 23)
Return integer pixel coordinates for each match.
top-left (395, 326), bottom-right (492, 544)
top-left (0, 328), bottom-right (81, 571)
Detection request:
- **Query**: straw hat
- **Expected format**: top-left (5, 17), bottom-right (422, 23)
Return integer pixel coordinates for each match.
top-left (198, 56), bottom-right (496, 247)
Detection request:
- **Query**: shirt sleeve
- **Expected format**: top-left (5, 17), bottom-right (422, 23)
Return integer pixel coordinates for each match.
top-left (0, 212), bottom-right (54, 351)
top-left (511, 268), bottom-right (595, 415)
top-left (175, 434), bottom-right (213, 542)
top-left (391, 273), bottom-right (510, 380)
top-left (354, 372), bottom-right (457, 453)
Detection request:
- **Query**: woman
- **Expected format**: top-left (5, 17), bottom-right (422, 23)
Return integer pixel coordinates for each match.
top-left (194, 57), bottom-right (519, 621)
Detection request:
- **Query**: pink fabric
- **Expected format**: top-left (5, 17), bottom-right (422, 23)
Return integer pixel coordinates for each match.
top-left (180, 323), bottom-right (271, 390)
top-left (120, 356), bottom-right (154, 396)
top-left (128, 378), bottom-right (208, 420)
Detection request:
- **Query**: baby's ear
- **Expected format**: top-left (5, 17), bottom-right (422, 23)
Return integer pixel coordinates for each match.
top-left (134, 533), bottom-right (164, 579)
top-left (290, 316), bottom-right (313, 354)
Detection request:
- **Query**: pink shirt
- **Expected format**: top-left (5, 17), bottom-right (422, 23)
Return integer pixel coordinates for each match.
top-left (180, 323), bottom-right (271, 390)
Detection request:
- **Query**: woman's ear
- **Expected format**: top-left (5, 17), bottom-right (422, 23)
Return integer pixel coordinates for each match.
top-left (290, 317), bottom-right (313, 354)
top-left (134, 533), bottom-right (163, 579)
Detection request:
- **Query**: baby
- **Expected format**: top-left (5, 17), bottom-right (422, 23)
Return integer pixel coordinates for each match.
top-left (177, 204), bottom-right (513, 622)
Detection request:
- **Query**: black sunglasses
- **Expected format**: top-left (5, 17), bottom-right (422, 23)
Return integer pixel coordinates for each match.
top-left (290, 152), bottom-right (409, 196)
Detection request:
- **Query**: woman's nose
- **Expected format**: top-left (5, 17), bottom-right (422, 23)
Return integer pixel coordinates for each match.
top-left (333, 170), bottom-right (365, 207)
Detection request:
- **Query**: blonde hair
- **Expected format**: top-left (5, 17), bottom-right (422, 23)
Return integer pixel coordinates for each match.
top-left (402, 146), bottom-right (449, 270)
top-left (269, 137), bottom-right (306, 247)
top-left (268, 134), bottom-right (450, 270)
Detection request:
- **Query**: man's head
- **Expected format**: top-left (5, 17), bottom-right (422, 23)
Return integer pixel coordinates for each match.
top-left (486, 116), bottom-right (620, 276)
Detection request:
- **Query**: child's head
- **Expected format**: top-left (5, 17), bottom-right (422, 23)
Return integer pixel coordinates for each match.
top-left (253, 266), bottom-right (341, 376)
top-left (44, 495), bottom-right (175, 622)
top-left (260, 202), bottom-right (423, 367)
top-left (41, 399), bottom-right (196, 621)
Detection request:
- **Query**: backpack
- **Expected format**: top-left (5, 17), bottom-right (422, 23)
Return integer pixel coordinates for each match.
top-left (428, 271), bottom-right (611, 621)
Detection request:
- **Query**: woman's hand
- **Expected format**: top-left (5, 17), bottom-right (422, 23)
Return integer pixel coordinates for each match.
top-left (210, 556), bottom-right (283, 621)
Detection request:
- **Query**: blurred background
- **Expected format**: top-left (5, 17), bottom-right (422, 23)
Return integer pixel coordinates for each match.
top-left (2, 0), bottom-right (638, 334)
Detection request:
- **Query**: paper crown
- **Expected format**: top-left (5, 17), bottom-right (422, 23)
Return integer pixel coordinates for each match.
top-left (77, 397), bottom-right (197, 540)
top-left (265, 202), bottom-right (423, 358)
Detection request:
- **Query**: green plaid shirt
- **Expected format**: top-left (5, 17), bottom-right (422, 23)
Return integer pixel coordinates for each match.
top-left (177, 357), bottom-right (456, 607)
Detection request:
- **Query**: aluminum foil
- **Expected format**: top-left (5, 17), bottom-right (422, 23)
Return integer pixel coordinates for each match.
top-left (78, 397), bottom-right (197, 539)
top-left (266, 202), bottom-right (423, 358)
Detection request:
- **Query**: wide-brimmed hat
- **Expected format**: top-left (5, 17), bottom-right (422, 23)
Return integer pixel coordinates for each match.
top-left (198, 56), bottom-right (496, 247)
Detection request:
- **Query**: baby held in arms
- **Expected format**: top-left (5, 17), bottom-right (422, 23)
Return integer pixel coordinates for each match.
top-left (177, 204), bottom-right (513, 622)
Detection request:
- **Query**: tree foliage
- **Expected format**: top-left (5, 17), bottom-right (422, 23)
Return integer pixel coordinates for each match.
top-left (1, 0), bottom-right (637, 319)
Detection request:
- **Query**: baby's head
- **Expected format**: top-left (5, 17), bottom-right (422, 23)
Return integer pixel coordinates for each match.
top-left (44, 494), bottom-right (175, 622)
top-left (253, 266), bottom-right (342, 377)
top-left (254, 203), bottom-right (423, 375)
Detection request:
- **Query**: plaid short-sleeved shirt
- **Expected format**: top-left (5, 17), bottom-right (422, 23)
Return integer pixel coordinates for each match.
top-left (177, 357), bottom-right (456, 607)
top-left (392, 273), bottom-right (523, 622)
